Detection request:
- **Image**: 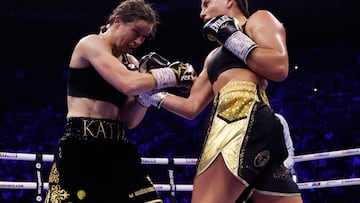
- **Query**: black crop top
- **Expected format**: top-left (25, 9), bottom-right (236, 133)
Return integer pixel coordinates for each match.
top-left (207, 46), bottom-right (250, 84)
top-left (206, 22), bottom-right (251, 84)
top-left (67, 55), bottom-right (132, 107)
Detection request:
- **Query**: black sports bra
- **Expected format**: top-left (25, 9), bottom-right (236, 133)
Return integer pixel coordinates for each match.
top-left (207, 46), bottom-right (250, 84)
top-left (206, 22), bottom-right (251, 84)
top-left (67, 54), bottom-right (133, 107)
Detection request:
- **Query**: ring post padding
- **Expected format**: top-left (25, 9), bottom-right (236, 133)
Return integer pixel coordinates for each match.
top-left (35, 153), bottom-right (43, 203)
top-left (168, 156), bottom-right (176, 203)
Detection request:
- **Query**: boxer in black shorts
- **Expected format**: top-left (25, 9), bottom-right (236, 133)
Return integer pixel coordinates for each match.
top-left (45, 117), bottom-right (160, 203)
top-left (44, 0), bottom-right (197, 202)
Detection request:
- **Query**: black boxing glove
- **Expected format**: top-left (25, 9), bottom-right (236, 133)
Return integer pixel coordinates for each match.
top-left (168, 61), bottom-right (197, 88)
top-left (149, 61), bottom-right (197, 89)
top-left (139, 52), bottom-right (171, 73)
top-left (139, 52), bottom-right (197, 89)
top-left (203, 15), bottom-right (258, 64)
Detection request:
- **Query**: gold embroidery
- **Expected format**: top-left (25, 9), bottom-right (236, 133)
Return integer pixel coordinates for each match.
top-left (238, 102), bottom-right (256, 174)
top-left (46, 163), bottom-right (71, 203)
top-left (128, 176), bottom-right (157, 199)
top-left (48, 184), bottom-right (71, 203)
top-left (81, 119), bottom-right (124, 141)
top-left (48, 164), bottom-right (59, 183)
top-left (129, 186), bottom-right (156, 198)
top-left (83, 120), bottom-right (98, 138)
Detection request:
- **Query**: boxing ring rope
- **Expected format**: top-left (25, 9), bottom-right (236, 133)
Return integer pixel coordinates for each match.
top-left (1, 148), bottom-right (360, 200)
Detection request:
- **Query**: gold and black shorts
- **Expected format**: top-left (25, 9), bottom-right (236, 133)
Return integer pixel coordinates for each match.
top-left (44, 117), bottom-right (162, 203)
top-left (197, 81), bottom-right (300, 197)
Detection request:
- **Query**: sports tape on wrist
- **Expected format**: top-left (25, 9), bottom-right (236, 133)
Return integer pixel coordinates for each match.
top-left (224, 31), bottom-right (258, 63)
top-left (150, 68), bottom-right (177, 89)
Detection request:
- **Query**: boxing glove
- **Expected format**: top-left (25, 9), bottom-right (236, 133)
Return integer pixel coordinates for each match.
top-left (149, 61), bottom-right (197, 89)
top-left (139, 52), bottom-right (197, 89)
top-left (139, 52), bottom-right (171, 73)
top-left (203, 15), bottom-right (258, 64)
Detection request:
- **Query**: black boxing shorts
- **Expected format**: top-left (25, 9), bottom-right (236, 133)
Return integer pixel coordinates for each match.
top-left (44, 117), bottom-right (162, 203)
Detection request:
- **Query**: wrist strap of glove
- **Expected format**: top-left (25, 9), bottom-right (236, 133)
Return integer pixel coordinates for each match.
top-left (136, 91), bottom-right (169, 109)
top-left (224, 31), bottom-right (258, 64)
top-left (157, 92), bottom-right (168, 109)
top-left (150, 68), bottom-right (177, 89)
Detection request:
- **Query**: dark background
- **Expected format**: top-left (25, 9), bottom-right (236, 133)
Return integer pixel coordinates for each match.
top-left (1, 0), bottom-right (359, 67)
top-left (1, 0), bottom-right (360, 202)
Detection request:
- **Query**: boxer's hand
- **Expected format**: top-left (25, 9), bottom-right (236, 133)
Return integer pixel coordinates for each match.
top-left (203, 15), bottom-right (258, 63)
top-left (167, 61), bottom-right (197, 88)
top-left (149, 62), bottom-right (197, 89)
top-left (139, 52), bottom-right (171, 73)
top-left (203, 15), bottom-right (240, 44)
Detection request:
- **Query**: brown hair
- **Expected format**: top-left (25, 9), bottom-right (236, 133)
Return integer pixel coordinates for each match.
top-left (101, 0), bottom-right (160, 37)
top-left (236, 0), bottom-right (250, 18)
